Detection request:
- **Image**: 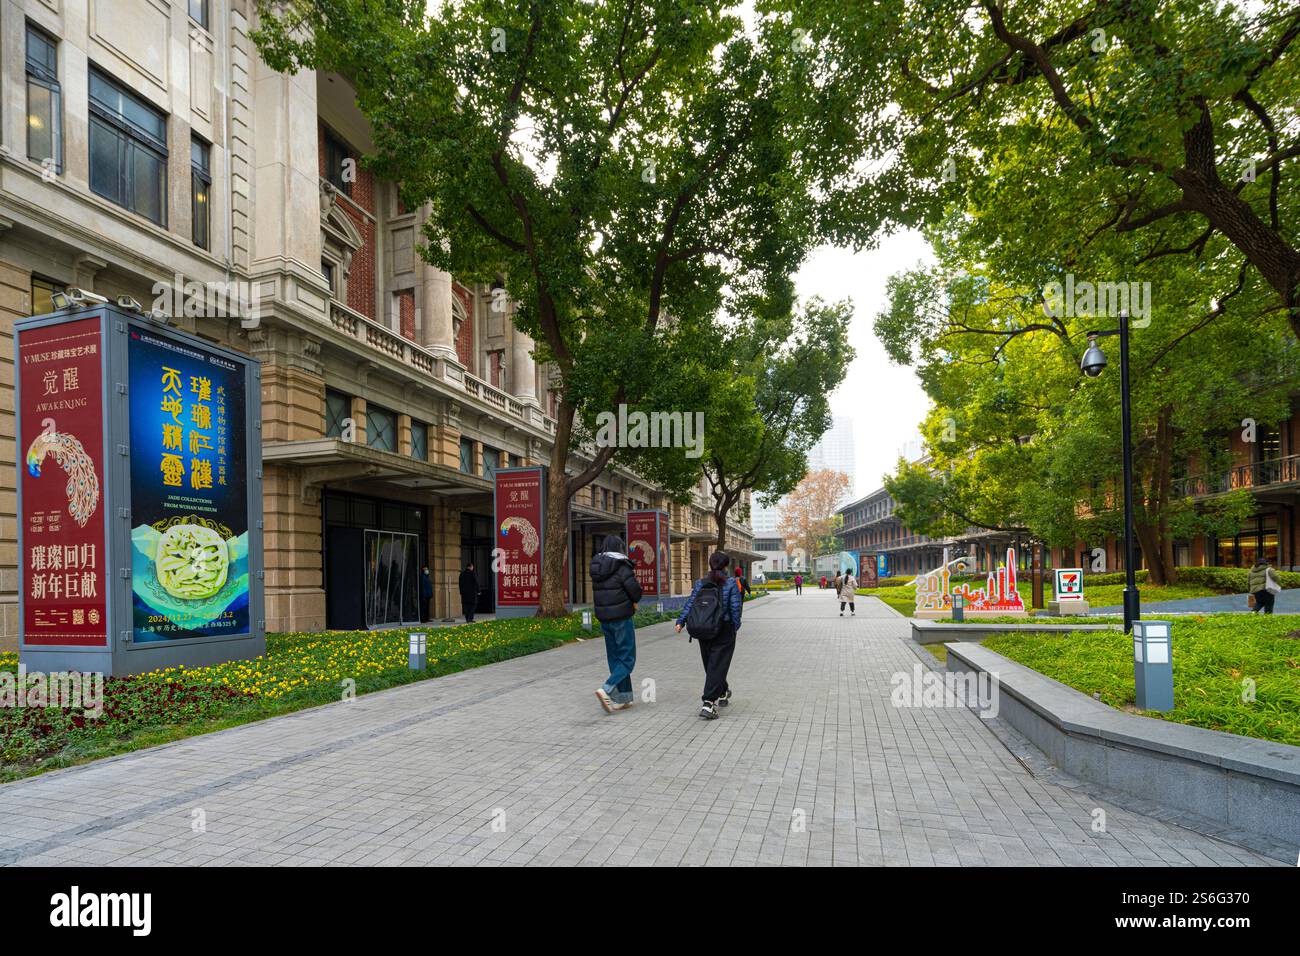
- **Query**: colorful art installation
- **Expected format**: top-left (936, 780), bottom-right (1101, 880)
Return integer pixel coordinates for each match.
top-left (914, 548), bottom-right (1028, 619)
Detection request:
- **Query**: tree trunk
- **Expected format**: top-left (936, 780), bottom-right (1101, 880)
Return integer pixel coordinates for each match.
top-left (714, 511), bottom-right (728, 555)
top-left (537, 402), bottom-right (576, 617)
top-left (1171, 107), bottom-right (1300, 339)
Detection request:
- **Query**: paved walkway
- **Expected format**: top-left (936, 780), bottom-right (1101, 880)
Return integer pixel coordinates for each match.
top-left (0, 591), bottom-right (1280, 866)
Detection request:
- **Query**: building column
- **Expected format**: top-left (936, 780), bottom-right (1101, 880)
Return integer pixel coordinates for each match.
top-left (510, 327), bottom-right (538, 405)
top-left (418, 255), bottom-right (458, 361)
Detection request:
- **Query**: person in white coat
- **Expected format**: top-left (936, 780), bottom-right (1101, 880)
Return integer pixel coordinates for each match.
top-left (839, 569), bottom-right (857, 616)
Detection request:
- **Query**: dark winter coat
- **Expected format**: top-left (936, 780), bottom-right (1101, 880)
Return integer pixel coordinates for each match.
top-left (458, 569), bottom-right (479, 606)
top-left (590, 551), bottom-right (643, 623)
top-left (676, 575), bottom-right (744, 634)
top-left (420, 570), bottom-right (433, 600)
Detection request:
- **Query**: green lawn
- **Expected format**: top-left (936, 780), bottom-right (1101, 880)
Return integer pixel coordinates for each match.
top-left (856, 580), bottom-right (1225, 617)
top-left (0, 607), bottom-right (677, 783)
top-left (983, 614), bottom-right (1300, 745)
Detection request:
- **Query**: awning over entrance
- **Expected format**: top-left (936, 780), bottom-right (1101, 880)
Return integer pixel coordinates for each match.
top-left (263, 438), bottom-right (494, 501)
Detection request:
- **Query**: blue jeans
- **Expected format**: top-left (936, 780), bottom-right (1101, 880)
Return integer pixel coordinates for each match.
top-left (600, 617), bottom-right (637, 704)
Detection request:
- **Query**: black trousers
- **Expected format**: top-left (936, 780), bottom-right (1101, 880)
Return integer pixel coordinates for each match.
top-left (1253, 589), bottom-right (1276, 614)
top-left (697, 622), bottom-right (736, 703)
top-left (462, 601), bottom-right (476, 622)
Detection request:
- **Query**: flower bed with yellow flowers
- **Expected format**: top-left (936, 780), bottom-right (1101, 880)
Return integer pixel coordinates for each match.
top-left (1, 609), bottom-right (676, 781)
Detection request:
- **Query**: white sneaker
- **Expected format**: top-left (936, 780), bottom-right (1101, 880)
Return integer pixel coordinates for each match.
top-left (595, 688), bottom-right (614, 714)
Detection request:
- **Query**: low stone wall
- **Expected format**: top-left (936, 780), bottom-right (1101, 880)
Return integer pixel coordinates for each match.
top-left (946, 642), bottom-right (1300, 851)
top-left (911, 620), bottom-right (1119, 645)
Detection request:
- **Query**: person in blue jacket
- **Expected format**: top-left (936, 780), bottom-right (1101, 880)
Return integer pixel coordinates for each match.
top-left (675, 551), bottom-right (743, 720)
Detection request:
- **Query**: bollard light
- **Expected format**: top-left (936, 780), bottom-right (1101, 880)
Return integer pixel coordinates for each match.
top-left (581, 610), bottom-right (592, 631)
top-left (408, 631), bottom-right (427, 671)
top-left (1132, 620), bottom-right (1173, 711)
top-left (656, 601), bottom-right (664, 613)
top-left (952, 591), bottom-right (965, 623)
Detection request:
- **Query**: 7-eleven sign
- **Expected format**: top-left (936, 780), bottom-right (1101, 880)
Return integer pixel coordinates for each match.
top-left (1054, 568), bottom-right (1085, 600)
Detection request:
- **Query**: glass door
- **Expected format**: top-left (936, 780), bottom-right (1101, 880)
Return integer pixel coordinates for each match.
top-left (364, 529), bottom-right (420, 628)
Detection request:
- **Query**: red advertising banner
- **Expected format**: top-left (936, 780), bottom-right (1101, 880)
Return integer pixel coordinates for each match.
top-left (858, 552), bottom-right (878, 588)
top-left (18, 317), bottom-right (107, 645)
top-left (657, 510), bottom-right (672, 596)
top-left (626, 510), bottom-right (659, 596)
top-left (495, 467), bottom-right (544, 606)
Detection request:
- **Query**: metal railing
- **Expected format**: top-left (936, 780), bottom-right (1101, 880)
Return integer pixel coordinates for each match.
top-left (1172, 454), bottom-right (1300, 497)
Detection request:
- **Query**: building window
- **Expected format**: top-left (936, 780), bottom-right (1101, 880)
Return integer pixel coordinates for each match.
top-left (325, 389), bottom-right (351, 438)
top-left (191, 137), bottom-right (210, 249)
top-left (26, 24), bottom-right (62, 173)
top-left (367, 405), bottom-right (396, 452)
top-left (483, 446), bottom-right (501, 480)
top-left (323, 127), bottom-right (352, 196)
top-left (321, 259), bottom-right (336, 295)
top-left (411, 421), bottom-right (428, 461)
top-left (88, 67), bottom-right (168, 225)
top-left (188, 0), bottom-right (209, 30)
top-left (459, 437), bottom-right (476, 475)
top-left (31, 276), bottom-right (65, 316)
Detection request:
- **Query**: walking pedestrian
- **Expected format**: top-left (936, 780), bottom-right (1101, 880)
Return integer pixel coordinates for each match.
top-left (590, 535), bottom-right (642, 713)
top-left (794, 572), bottom-right (803, 595)
top-left (458, 562), bottom-right (479, 623)
top-left (839, 567), bottom-right (858, 616)
top-left (1247, 557), bottom-right (1281, 615)
top-left (833, 571), bottom-right (842, 595)
top-left (820, 575), bottom-right (827, 590)
top-left (420, 566), bottom-right (434, 622)
top-left (734, 565), bottom-right (749, 598)
top-left (676, 551), bottom-right (744, 720)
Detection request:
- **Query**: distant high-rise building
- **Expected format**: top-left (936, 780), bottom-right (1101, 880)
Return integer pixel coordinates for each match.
top-left (751, 416), bottom-right (857, 539)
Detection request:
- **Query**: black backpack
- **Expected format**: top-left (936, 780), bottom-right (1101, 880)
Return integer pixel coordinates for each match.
top-left (684, 579), bottom-right (725, 641)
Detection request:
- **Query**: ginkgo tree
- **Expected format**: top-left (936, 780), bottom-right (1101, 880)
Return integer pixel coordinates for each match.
top-left (254, 0), bottom-right (875, 614)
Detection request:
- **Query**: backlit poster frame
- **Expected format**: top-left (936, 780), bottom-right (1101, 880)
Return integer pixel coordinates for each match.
top-left (16, 304), bottom-right (264, 677)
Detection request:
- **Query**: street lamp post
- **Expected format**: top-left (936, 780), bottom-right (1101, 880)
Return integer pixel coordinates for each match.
top-left (1080, 311), bottom-right (1142, 633)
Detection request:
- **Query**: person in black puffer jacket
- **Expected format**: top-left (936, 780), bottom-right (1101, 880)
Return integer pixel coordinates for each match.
top-left (589, 535), bottom-right (643, 714)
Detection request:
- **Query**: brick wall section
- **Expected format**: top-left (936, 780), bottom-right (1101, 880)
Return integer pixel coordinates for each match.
top-left (0, 263), bottom-right (29, 650)
top-left (397, 288), bottom-right (415, 341)
top-left (319, 123), bottom-right (377, 320)
top-left (454, 283), bottom-right (474, 368)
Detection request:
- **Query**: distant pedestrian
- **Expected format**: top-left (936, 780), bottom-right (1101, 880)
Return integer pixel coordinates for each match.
top-left (839, 569), bottom-right (857, 616)
top-left (676, 551), bottom-right (744, 720)
top-left (420, 566), bottom-right (434, 622)
top-left (820, 575), bottom-right (827, 590)
top-left (1248, 558), bottom-right (1281, 615)
top-left (734, 565), bottom-right (749, 598)
top-left (590, 535), bottom-right (642, 714)
top-left (794, 573), bottom-right (803, 595)
top-left (458, 562), bottom-right (479, 623)
top-left (833, 571), bottom-right (842, 595)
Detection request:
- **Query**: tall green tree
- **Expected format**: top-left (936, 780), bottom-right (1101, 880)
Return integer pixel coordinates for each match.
top-left (876, 220), bottom-right (1292, 583)
top-left (255, 1), bottom-right (870, 614)
top-left (779, 0), bottom-right (1300, 338)
top-left (681, 298), bottom-right (854, 551)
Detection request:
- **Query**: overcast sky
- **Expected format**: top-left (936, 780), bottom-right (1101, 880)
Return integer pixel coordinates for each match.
top-left (793, 230), bottom-right (935, 501)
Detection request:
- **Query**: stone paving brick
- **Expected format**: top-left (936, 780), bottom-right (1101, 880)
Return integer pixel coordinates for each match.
top-left (0, 591), bottom-right (1286, 866)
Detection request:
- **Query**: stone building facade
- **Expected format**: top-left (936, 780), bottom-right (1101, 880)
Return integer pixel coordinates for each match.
top-left (0, 0), bottom-right (753, 648)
